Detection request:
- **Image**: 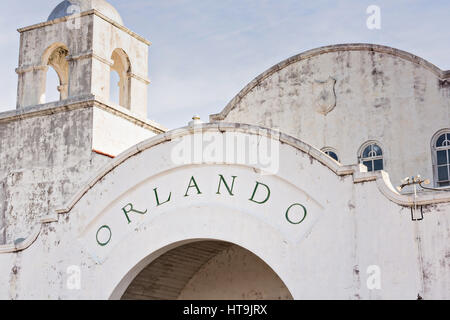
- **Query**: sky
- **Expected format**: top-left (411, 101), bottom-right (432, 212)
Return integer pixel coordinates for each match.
top-left (0, 0), bottom-right (449, 129)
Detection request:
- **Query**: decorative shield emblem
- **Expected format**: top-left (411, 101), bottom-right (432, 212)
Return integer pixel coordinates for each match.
top-left (312, 77), bottom-right (337, 115)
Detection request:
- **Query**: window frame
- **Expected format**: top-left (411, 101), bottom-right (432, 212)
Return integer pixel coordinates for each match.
top-left (431, 129), bottom-right (450, 188)
top-left (321, 147), bottom-right (340, 162)
top-left (358, 141), bottom-right (384, 172)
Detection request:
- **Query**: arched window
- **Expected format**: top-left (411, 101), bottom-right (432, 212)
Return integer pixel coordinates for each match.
top-left (432, 130), bottom-right (450, 187)
top-left (41, 43), bottom-right (69, 103)
top-left (321, 147), bottom-right (339, 162)
top-left (110, 48), bottom-right (131, 109)
top-left (359, 142), bottom-right (383, 172)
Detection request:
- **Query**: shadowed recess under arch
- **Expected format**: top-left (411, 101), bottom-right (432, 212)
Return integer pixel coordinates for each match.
top-left (121, 240), bottom-right (293, 300)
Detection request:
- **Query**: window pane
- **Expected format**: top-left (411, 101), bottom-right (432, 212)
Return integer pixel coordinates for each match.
top-left (363, 161), bottom-right (373, 172)
top-left (374, 159), bottom-right (383, 171)
top-left (438, 166), bottom-right (449, 182)
top-left (362, 146), bottom-right (371, 158)
top-left (437, 150), bottom-right (448, 165)
top-left (372, 144), bottom-right (382, 156)
top-left (436, 134), bottom-right (446, 147)
top-left (439, 181), bottom-right (450, 187)
top-left (327, 151), bottom-right (338, 161)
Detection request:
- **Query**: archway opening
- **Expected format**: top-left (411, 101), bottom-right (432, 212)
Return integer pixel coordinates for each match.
top-left (121, 240), bottom-right (293, 300)
top-left (110, 48), bottom-right (131, 109)
top-left (109, 70), bottom-right (121, 106)
top-left (42, 44), bottom-right (69, 103)
top-left (44, 66), bottom-right (61, 103)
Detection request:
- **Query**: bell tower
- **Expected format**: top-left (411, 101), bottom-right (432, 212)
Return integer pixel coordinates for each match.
top-left (16, 0), bottom-right (150, 117)
top-left (1, 1), bottom-right (164, 245)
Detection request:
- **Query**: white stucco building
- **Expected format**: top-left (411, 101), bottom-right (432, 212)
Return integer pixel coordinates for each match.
top-left (0, 0), bottom-right (449, 300)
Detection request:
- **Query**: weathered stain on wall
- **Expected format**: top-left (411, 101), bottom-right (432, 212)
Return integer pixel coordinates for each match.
top-left (211, 44), bottom-right (450, 188)
top-left (0, 107), bottom-right (103, 243)
top-left (0, 99), bottom-right (164, 245)
top-left (413, 202), bottom-right (450, 299)
top-left (0, 0), bottom-right (448, 300)
top-left (17, 9), bottom-right (150, 117)
top-left (0, 3), bottom-right (164, 245)
top-left (0, 124), bottom-right (447, 300)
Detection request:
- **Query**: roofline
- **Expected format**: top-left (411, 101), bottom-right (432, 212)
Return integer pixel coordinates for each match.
top-left (0, 94), bottom-right (167, 133)
top-left (17, 9), bottom-right (151, 46)
top-left (210, 43), bottom-right (450, 121)
top-left (1, 122), bottom-right (449, 254)
top-left (55, 122), bottom-right (450, 216)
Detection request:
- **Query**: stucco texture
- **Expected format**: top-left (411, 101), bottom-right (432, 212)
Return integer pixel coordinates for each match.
top-left (212, 44), bottom-right (450, 188)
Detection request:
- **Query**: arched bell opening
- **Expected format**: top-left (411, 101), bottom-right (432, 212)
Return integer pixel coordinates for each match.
top-left (41, 43), bottom-right (70, 103)
top-left (110, 48), bottom-right (132, 109)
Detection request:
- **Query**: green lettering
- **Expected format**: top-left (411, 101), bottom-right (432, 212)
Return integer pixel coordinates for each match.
top-left (285, 203), bottom-right (307, 225)
top-left (154, 188), bottom-right (171, 206)
top-left (184, 176), bottom-right (202, 197)
top-left (216, 175), bottom-right (237, 196)
top-left (249, 181), bottom-right (271, 204)
top-left (96, 225), bottom-right (112, 246)
top-left (122, 203), bottom-right (148, 224)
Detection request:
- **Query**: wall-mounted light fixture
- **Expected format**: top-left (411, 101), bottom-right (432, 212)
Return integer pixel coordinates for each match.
top-left (397, 175), bottom-right (430, 221)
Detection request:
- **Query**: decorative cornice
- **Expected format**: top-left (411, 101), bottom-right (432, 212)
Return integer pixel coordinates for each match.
top-left (65, 53), bottom-right (150, 83)
top-left (210, 43), bottom-right (450, 121)
top-left (127, 72), bottom-right (151, 85)
top-left (0, 95), bottom-right (166, 134)
top-left (17, 10), bottom-right (151, 46)
top-left (55, 123), bottom-right (450, 216)
top-left (92, 97), bottom-right (166, 132)
top-left (67, 51), bottom-right (113, 67)
top-left (16, 53), bottom-right (150, 85)
top-left (0, 95), bottom-right (96, 123)
top-left (15, 65), bottom-right (48, 74)
top-left (0, 225), bottom-right (41, 254)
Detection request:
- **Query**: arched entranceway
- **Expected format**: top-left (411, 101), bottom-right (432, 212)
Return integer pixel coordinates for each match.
top-left (1, 123), bottom-right (433, 300)
top-left (121, 240), bottom-right (293, 300)
top-left (45, 122), bottom-right (394, 300)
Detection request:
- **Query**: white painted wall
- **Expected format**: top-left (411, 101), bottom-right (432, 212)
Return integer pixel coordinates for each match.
top-left (92, 106), bottom-right (156, 157)
top-left (211, 44), bottom-right (450, 188)
top-left (0, 124), bottom-right (447, 300)
top-left (0, 99), bottom-right (164, 245)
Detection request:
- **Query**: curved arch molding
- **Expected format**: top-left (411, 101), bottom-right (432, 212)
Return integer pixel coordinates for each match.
top-left (0, 122), bottom-right (449, 254)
